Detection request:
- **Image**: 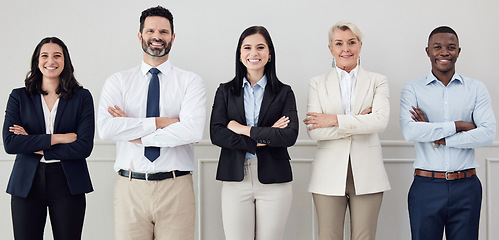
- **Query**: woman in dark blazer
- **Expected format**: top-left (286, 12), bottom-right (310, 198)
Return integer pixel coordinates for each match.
top-left (210, 26), bottom-right (298, 240)
top-left (3, 37), bottom-right (94, 240)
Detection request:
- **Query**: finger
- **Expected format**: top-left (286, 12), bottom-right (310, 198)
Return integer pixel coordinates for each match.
top-left (115, 105), bottom-right (122, 111)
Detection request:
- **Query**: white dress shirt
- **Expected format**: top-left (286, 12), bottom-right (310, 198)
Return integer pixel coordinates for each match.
top-left (336, 66), bottom-right (358, 115)
top-left (40, 95), bottom-right (60, 163)
top-left (97, 60), bottom-right (206, 173)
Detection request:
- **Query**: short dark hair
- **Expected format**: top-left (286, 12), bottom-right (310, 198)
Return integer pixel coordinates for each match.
top-left (140, 6), bottom-right (174, 33)
top-left (230, 26), bottom-right (283, 95)
top-left (25, 37), bottom-right (82, 99)
top-left (428, 26), bottom-right (459, 43)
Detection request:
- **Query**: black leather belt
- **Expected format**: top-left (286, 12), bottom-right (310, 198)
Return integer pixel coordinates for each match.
top-left (118, 169), bottom-right (191, 181)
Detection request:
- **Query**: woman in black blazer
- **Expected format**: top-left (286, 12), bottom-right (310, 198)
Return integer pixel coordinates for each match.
top-left (3, 37), bottom-right (94, 240)
top-left (210, 26), bottom-right (298, 240)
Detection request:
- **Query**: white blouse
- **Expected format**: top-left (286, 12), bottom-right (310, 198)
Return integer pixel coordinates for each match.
top-left (40, 95), bottom-right (60, 163)
top-left (335, 65), bottom-right (358, 115)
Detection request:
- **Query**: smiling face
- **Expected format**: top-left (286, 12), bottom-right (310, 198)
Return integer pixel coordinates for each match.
top-left (240, 33), bottom-right (270, 75)
top-left (139, 16), bottom-right (175, 58)
top-left (329, 29), bottom-right (362, 72)
top-left (426, 32), bottom-right (460, 76)
top-left (38, 43), bottom-right (64, 81)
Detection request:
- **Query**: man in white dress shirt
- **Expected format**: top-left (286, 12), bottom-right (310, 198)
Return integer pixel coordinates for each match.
top-left (97, 6), bottom-right (206, 240)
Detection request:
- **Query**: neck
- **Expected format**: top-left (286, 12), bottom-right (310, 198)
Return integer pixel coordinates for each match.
top-left (432, 68), bottom-right (455, 86)
top-left (144, 54), bottom-right (169, 67)
top-left (337, 64), bottom-right (357, 73)
top-left (42, 77), bottom-right (60, 94)
top-left (246, 69), bottom-right (264, 87)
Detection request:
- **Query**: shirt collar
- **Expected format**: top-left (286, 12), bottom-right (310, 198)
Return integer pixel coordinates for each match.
top-left (335, 65), bottom-right (359, 80)
top-left (242, 75), bottom-right (268, 89)
top-left (425, 72), bottom-right (463, 85)
top-left (140, 60), bottom-right (171, 78)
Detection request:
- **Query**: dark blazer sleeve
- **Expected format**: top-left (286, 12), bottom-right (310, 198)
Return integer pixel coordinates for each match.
top-left (3, 89), bottom-right (52, 154)
top-left (249, 85), bottom-right (299, 147)
top-left (210, 83), bottom-right (257, 154)
top-left (43, 89), bottom-right (95, 160)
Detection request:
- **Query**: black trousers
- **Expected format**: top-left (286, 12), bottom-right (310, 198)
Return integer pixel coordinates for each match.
top-left (11, 162), bottom-right (86, 240)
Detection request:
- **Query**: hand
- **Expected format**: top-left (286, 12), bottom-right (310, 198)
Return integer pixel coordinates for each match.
top-left (9, 125), bottom-right (28, 135)
top-left (227, 120), bottom-right (251, 136)
top-left (360, 108), bottom-right (372, 115)
top-left (272, 116), bottom-right (290, 128)
top-left (433, 138), bottom-right (446, 147)
top-left (129, 138), bottom-right (142, 144)
top-left (108, 105), bottom-right (127, 117)
top-left (303, 112), bottom-right (338, 131)
top-left (410, 106), bottom-right (428, 122)
top-left (51, 133), bottom-right (77, 145)
top-left (34, 150), bottom-right (44, 155)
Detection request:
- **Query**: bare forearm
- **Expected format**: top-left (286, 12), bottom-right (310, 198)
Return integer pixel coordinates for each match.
top-left (155, 117), bottom-right (180, 129)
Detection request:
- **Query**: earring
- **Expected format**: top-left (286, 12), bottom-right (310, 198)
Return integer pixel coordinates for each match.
top-left (358, 55), bottom-right (361, 66)
top-left (331, 58), bottom-right (336, 68)
top-left (268, 56), bottom-right (271, 63)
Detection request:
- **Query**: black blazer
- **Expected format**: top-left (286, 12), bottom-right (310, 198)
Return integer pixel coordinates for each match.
top-left (3, 87), bottom-right (94, 198)
top-left (210, 81), bottom-right (298, 184)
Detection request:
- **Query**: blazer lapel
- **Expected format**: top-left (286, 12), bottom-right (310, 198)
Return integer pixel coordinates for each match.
top-left (352, 67), bottom-right (369, 114)
top-left (30, 94), bottom-right (46, 133)
top-left (54, 97), bottom-right (67, 133)
top-left (325, 71), bottom-right (344, 114)
top-left (258, 85), bottom-right (275, 125)
top-left (232, 89), bottom-right (247, 125)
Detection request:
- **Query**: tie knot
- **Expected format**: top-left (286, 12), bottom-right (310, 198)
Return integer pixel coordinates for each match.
top-left (149, 68), bottom-right (160, 75)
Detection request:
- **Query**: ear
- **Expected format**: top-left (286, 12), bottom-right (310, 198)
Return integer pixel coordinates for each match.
top-left (425, 47), bottom-right (430, 57)
top-left (458, 47), bottom-right (462, 54)
top-left (171, 33), bottom-right (176, 45)
top-left (138, 31), bottom-right (142, 43)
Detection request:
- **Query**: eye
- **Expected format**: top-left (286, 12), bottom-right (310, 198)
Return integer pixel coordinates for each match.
top-left (40, 54), bottom-right (48, 58)
top-left (160, 30), bottom-right (169, 34)
top-left (257, 46), bottom-right (266, 50)
top-left (434, 46), bottom-right (441, 49)
top-left (448, 46), bottom-right (456, 50)
top-left (348, 40), bottom-right (356, 45)
top-left (335, 42), bottom-right (342, 46)
top-left (243, 46), bottom-right (251, 50)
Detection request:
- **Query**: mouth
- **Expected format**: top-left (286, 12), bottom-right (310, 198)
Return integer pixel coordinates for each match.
top-left (340, 54), bottom-right (354, 58)
top-left (437, 59), bottom-right (451, 63)
top-left (248, 59), bottom-right (261, 63)
top-left (45, 67), bottom-right (58, 70)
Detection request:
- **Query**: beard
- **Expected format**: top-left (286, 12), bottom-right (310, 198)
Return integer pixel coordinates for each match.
top-left (142, 38), bottom-right (172, 57)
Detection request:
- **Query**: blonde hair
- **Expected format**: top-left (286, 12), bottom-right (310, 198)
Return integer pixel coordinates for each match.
top-left (328, 21), bottom-right (363, 44)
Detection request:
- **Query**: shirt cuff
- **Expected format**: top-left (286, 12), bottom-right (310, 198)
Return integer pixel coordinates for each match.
top-left (140, 118), bottom-right (157, 146)
top-left (443, 121), bottom-right (457, 137)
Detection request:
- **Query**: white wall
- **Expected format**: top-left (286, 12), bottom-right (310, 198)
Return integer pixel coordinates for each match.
top-left (0, 0), bottom-right (498, 239)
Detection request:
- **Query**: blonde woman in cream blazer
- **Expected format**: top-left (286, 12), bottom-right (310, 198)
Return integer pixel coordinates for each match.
top-left (304, 21), bottom-right (390, 240)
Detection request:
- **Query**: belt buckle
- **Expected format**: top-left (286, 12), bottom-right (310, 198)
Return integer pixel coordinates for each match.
top-left (445, 172), bottom-right (454, 180)
top-left (145, 172), bottom-right (149, 181)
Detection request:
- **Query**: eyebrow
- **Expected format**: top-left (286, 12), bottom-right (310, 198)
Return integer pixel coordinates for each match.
top-left (40, 51), bottom-right (63, 55)
top-left (334, 38), bottom-right (357, 42)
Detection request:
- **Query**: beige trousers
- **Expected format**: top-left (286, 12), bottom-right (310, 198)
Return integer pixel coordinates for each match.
top-left (221, 158), bottom-right (293, 240)
top-left (114, 173), bottom-right (195, 240)
top-left (313, 162), bottom-right (383, 240)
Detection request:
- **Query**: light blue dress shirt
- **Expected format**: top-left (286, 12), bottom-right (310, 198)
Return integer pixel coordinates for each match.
top-left (400, 72), bottom-right (496, 172)
top-left (243, 75), bottom-right (267, 159)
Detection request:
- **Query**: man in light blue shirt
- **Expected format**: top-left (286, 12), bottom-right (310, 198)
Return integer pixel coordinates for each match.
top-left (400, 26), bottom-right (496, 240)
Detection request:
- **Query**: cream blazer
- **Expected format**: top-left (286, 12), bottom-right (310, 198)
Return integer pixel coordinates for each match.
top-left (307, 67), bottom-right (391, 196)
